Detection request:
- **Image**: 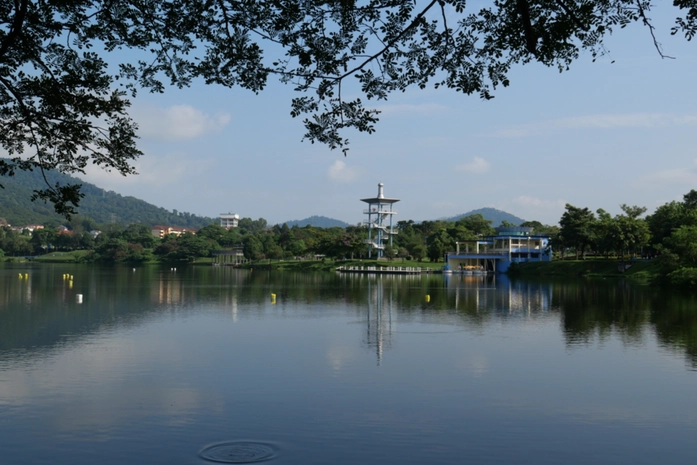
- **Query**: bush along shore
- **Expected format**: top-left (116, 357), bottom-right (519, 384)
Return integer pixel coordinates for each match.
top-left (508, 259), bottom-right (662, 283)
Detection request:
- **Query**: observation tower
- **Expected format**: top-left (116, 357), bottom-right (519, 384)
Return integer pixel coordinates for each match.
top-left (361, 183), bottom-right (399, 258)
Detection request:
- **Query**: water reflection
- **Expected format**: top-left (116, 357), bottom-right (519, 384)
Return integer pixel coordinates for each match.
top-left (365, 280), bottom-right (393, 365)
top-left (443, 273), bottom-right (552, 316)
top-left (2, 265), bottom-right (697, 465)
top-left (2, 265), bottom-right (697, 368)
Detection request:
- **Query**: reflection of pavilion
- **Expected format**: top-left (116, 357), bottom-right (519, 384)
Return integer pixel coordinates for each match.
top-left (365, 279), bottom-right (394, 365)
top-left (444, 274), bottom-right (552, 314)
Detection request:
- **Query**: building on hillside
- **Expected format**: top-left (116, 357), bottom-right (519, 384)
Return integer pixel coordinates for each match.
top-left (360, 183), bottom-right (399, 259)
top-left (22, 224), bottom-right (44, 233)
top-left (151, 225), bottom-right (198, 238)
top-left (220, 212), bottom-right (240, 229)
top-left (445, 227), bottom-right (551, 274)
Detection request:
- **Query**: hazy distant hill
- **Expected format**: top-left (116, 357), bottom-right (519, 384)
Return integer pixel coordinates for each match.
top-left (444, 208), bottom-right (525, 226)
top-left (283, 215), bottom-right (350, 228)
top-left (0, 165), bottom-right (215, 228)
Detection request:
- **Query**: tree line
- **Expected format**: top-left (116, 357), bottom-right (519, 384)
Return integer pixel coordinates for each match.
top-left (0, 213), bottom-right (529, 263)
top-left (2, 189), bottom-right (697, 286)
top-left (554, 190), bottom-right (697, 285)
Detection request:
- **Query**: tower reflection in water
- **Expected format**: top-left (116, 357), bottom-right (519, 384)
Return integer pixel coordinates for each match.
top-left (360, 273), bottom-right (552, 366)
top-left (365, 279), bottom-right (393, 366)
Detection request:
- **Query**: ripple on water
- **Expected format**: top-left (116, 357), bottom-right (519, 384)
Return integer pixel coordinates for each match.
top-left (199, 441), bottom-right (278, 463)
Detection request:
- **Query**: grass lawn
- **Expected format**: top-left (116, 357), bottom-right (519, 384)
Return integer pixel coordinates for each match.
top-left (32, 251), bottom-right (92, 263)
top-left (516, 259), bottom-right (661, 280)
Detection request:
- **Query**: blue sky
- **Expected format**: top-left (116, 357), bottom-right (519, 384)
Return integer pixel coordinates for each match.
top-left (79, 8), bottom-right (697, 226)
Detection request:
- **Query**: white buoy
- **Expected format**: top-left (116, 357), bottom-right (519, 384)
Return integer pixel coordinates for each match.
top-left (76, 294), bottom-right (83, 304)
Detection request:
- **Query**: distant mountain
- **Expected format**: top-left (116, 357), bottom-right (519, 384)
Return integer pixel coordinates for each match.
top-left (0, 164), bottom-right (216, 228)
top-left (283, 215), bottom-right (350, 228)
top-left (443, 208), bottom-right (526, 227)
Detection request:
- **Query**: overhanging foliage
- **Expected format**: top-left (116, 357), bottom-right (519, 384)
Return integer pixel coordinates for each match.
top-left (1, 1), bottom-right (695, 214)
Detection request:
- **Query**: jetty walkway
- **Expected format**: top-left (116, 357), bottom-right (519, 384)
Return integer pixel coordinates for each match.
top-left (336, 266), bottom-right (431, 275)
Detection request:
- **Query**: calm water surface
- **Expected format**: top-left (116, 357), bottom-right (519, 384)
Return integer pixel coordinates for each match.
top-left (1, 264), bottom-right (696, 464)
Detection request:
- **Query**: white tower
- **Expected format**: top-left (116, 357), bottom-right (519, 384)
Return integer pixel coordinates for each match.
top-left (360, 183), bottom-right (399, 258)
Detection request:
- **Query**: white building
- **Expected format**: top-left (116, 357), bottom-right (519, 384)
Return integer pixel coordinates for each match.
top-left (220, 212), bottom-right (240, 229)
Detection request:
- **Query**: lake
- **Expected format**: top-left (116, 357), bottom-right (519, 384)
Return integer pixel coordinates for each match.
top-left (1, 264), bottom-right (696, 465)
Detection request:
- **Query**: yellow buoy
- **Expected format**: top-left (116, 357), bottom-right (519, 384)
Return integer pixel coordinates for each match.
top-left (19, 273), bottom-right (22, 278)
top-left (24, 273), bottom-right (28, 279)
top-left (425, 295), bottom-right (430, 302)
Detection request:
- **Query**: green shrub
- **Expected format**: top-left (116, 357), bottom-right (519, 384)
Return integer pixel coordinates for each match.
top-left (667, 267), bottom-right (697, 288)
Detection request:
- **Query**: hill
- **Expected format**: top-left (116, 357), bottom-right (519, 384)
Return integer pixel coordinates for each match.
top-left (443, 208), bottom-right (525, 226)
top-left (283, 215), bottom-right (350, 228)
top-left (0, 165), bottom-right (215, 228)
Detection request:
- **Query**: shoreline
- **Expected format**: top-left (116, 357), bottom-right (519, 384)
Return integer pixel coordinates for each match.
top-left (5, 255), bottom-right (661, 280)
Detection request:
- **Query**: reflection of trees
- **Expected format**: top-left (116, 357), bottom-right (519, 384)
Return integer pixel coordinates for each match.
top-left (551, 278), bottom-right (652, 347)
top-left (561, 279), bottom-right (677, 355)
top-left (650, 292), bottom-right (697, 367)
top-left (3, 266), bottom-right (697, 369)
top-left (0, 265), bottom-right (172, 355)
top-left (550, 277), bottom-right (697, 368)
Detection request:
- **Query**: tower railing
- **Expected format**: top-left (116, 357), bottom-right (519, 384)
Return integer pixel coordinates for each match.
top-left (363, 209), bottom-right (398, 215)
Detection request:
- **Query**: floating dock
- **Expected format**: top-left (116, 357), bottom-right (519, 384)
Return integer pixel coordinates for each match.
top-left (336, 266), bottom-right (431, 275)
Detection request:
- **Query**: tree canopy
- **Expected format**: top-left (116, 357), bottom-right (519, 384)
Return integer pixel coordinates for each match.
top-left (2, 1), bottom-right (695, 214)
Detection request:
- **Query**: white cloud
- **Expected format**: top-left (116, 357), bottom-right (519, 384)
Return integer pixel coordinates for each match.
top-left (327, 160), bottom-right (358, 183)
top-left (80, 151), bottom-right (216, 188)
top-left (641, 159), bottom-right (697, 184)
top-left (134, 104), bottom-right (231, 140)
top-left (512, 196), bottom-right (566, 209)
top-left (494, 113), bottom-right (697, 138)
top-left (456, 157), bottom-right (490, 174)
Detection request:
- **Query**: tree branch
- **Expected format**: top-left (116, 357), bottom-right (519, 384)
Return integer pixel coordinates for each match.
top-left (554, 0), bottom-right (590, 32)
top-left (516, 0), bottom-right (538, 56)
top-left (636, 0), bottom-right (675, 59)
top-left (334, 0), bottom-right (439, 83)
top-left (0, 0), bottom-right (28, 59)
